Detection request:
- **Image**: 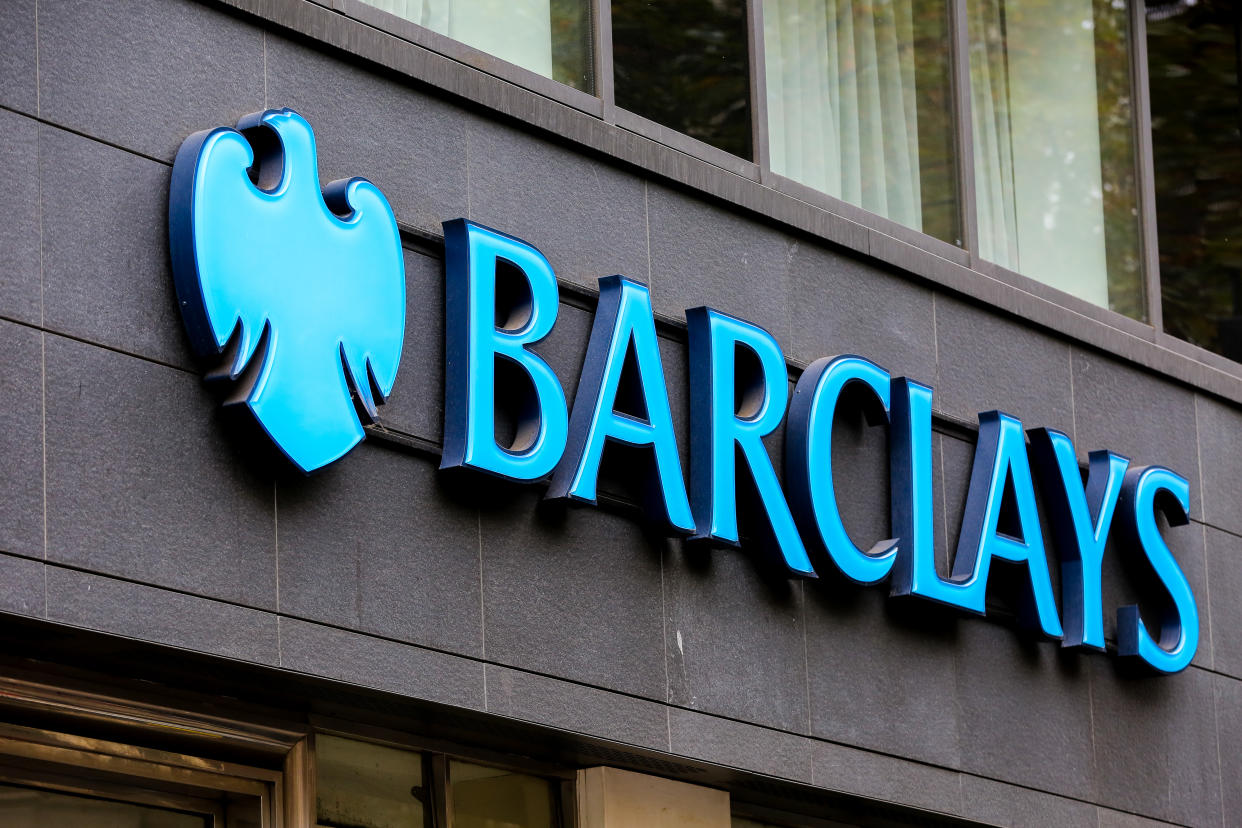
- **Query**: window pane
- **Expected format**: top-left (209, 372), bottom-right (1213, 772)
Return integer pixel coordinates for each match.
top-left (612, 0), bottom-right (753, 158)
top-left (0, 783), bottom-right (206, 828)
top-left (450, 760), bottom-right (556, 828)
top-left (968, 0), bottom-right (1145, 318)
top-left (1148, 1), bottom-right (1242, 359)
top-left (763, 0), bottom-right (961, 243)
top-left (316, 735), bottom-right (427, 828)
top-left (359, 1), bottom-right (594, 92)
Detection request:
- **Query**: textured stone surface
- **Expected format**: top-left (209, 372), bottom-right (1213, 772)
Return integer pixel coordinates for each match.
top-left (934, 295), bottom-right (1075, 435)
top-left (0, 553), bottom-right (44, 619)
top-left (43, 334), bottom-right (277, 607)
top-left (646, 184), bottom-right (795, 340)
top-left (265, 34), bottom-right (469, 236)
top-left (1217, 674), bottom-right (1242, 828)
top-left (0, 110), bottom-right (40, 327)
top-left (789, 245), bottom-right (937, 382)
top-left (1090, 659), bottom-right (1221, 827)
top-left (45, 566), bottom-right (278, 664)
top-left (279, 617), bottom-right (485, 710)
top-left (0, 322), bottom-right (44, 560)
top-left (665, 544), bottom-right (808, 733)
top-left (37, 0), bottom-right (263, 162)
top-left (40, 126), bottom-right (190, 367)
top-left (1196, 394), bottom-right (1242, 536)
top-left (467, 117), bottom-right (649, 293)
top-left (277, 443), bottom-right (482, 655)
top-left (959, 775), bottom-right (1098, 828)
top-left (954, 618), bottom-right (1095, 801)
top-left (809, 738), bottom-right (961, 815)
top-left (485, 664), bottom-right (670, 751)
top-left (1207, 526), bottom-right (1242, 679)
top-left (0, 0), bottom-right (36, 115)
top-left (668, 707), bottom-right (812, 782)
top-left (1072, 348), bottom-right (1201, 520)
top-left (479, 486), bottom-right (667, 700)
top-left (805, 586), bottom-right (960, 768)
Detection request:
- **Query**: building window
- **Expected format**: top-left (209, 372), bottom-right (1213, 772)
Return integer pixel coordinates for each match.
top-left (314, 733), bottom-right (564, 828)
top-left (968, 0), bottom-right (1145, 318)
top-left (762, 0), bottom-right (961, 243)
top-left (611, 0), bottom-right (754, 158)
top-left (1147, 0), bottom-right (1242, 360)
top-left (358, 1), bottom-right (595, 92)
top-left (313, 0), bottom-right (1242, 371)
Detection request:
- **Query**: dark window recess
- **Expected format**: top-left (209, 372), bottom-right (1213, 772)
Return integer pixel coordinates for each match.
top-left (611, 0), bottom-right (753, 159)
top-left (552, 0), bottom-right (596, 92)
top-left (1148, 0), bottom-right (1242, 359)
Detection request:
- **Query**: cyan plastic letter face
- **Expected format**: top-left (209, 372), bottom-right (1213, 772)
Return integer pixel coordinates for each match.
top-left (951, 411), bottom-right (1062, 638)
top-left (787, 355), bottom-right (896, 584)
top-left (441, 219), bottom-right (568, 481)
top-left (168, 108), bottom-right (406, 473)
top-left (1030, 428), bottom-right (1128, 650)
top-left (548, 276), bottom-right (694, 532)
top-left (1117, 465), bottom-right (1199, 674)
top-left (686, 307), bottom-right (814, 576)
top-left (889, 378), bottom-right (939, 599)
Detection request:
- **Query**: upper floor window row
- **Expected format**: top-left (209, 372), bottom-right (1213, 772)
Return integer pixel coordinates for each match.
top-left (359, 0), bottom-right (1242, 363)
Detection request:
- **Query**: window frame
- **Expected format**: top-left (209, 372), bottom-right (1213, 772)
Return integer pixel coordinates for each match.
top-left (210, 0), bottom-right (1242, 406)
top-left (0, 672), bottom-right (298, 827)
top-left (307, 722), bottom-right (576, 828)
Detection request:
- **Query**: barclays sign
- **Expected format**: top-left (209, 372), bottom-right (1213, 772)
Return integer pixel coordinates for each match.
top-left (169, 109), bottom-right (1199, 676)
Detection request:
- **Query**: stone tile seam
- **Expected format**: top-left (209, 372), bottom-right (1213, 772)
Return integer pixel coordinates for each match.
top-left (229, 0), bottom-right (1242, 411)
top-left (1191, 518), bottom-right (1242, 546)
top-left (13, 104), bottom-right (1225, 441)
top-left (3, 104), bottom-right (173, 169)
top-left (1211, 669), bottom-right (1227, 828)
top-left (0, 554), bottom-right (1225, 824)
top-left (1, 316), bottom-right (196, 376)
top-left (9, 546), bottom-right (1242, 690)
top-left (9, 546), bottom-right (1242, 705)
top-left (16, 303), bottom-right (1221, 461)
top-left (9, 310), bottom-right (987, 446)
top-left (13, 102), bottom-right (1237, 435)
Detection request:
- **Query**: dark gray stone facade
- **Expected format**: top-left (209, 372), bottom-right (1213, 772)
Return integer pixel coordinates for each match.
top-left (1, 1), bottom-right (1239, 826)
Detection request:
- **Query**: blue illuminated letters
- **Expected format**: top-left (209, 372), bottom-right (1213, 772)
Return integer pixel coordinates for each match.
top-left (441, 219), bottom-right (568, 481)
top-left (169, 109), bottom-right (405, 473)
top-left (787, 356), bottom-right (896, 583)
top-left (1030, 429), bottom-right (1128, 650)
top-left (171, 109), bottom-right (1205, 675)
top-left (686, 308), bottom-right (814, 576)
top-left (889, 378), bottom-right (940, 601)
top-left (548, 276), bottom-right (694, 533)
top-left (1116, 466), bottom-right (1199, 674)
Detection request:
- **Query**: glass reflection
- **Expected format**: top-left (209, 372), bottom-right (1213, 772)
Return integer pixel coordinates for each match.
top-left (316, 735), bottom-right (428, 828)
top-left (450, 761), bottom-right (556, 828)
top-left (1148, 0), bottom-right (1242, 359)
top-left (0, 783), bottom-right (206, 828)
top-left (612, 0), bottom-right (753, 158)
top-left (763, 0), bottom-right (961, 243)
top-left (969, 0), bottom-right (1144, 318)
top-left (359, 0), bottom-right (594, 92)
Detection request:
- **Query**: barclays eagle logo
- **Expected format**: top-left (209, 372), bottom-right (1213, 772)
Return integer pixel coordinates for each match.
top-left (169, 109), bottom-right (405, 472)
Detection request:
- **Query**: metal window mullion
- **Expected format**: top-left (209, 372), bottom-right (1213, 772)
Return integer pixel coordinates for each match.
top-left (949, 0), bottom-right (980, 258)
top-left (430, 753), bottom-right (452, 828)
top-left (1129, 0), bottom-right (1163, 330)
top-left (747, 0), bottom-right (772, 171)
top-left (593, 0), bottom-right (616, 123)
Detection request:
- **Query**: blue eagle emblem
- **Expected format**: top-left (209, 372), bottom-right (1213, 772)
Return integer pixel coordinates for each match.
top-left (169, 109), bottom-right (405, 472)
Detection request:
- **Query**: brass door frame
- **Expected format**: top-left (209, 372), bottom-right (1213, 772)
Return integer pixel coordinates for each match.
top-left (0, 670), bottom-right (313, 827)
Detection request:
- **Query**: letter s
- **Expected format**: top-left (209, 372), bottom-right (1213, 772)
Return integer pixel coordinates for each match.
top-left (1116, 465), bottom-right (1199, 674)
